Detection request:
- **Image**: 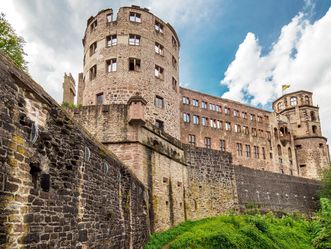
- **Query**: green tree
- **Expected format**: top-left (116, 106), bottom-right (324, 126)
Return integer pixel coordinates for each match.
top-left (0, 12), bottom-right (27, 71)
top-left (320, 168), bottom-right (331, 200)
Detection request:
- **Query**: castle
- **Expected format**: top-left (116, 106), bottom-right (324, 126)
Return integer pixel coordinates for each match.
top-left (0, 5), bottom-right (329, 249)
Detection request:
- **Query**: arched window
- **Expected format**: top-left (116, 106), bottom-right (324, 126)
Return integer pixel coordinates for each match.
top-left (311, 111), bottom-right (316, 121)
top-left (279, 127), bottom-right (285, 136)
top-left (277, 102), bottom-right (284, 111)
top-left (277, 144), bottom-right (282, 156)
top-left (312, 125), bottom-right (317, 134)
top-left (274, 128), bottom-right (278, 138)
top-left (290, 97), bottom-right (297, 106)
top-left (305, 95), bottom-right (310, 104)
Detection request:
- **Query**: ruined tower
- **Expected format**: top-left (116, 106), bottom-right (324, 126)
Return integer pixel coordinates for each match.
top-left (78, 6), bottom-right (181, 138)
top-left (272, 90), bottom-right (330, 178)
top-left (62, 73), bottom-right (76, 104)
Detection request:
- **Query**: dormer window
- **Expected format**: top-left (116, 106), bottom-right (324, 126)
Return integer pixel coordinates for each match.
top-left (290, 97), bottom-right (297, 106)
top-left (129, 12), bottom-right (141, 23)
top-left (129, 34), bottom-right (140, 45)
top-left (155, 21), bottom-right (164, 33)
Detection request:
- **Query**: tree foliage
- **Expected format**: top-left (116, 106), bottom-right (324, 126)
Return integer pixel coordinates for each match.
top-left (0, 12), bottom-right (27, 71)
top-left (320, 168), bottom-right (331, 200)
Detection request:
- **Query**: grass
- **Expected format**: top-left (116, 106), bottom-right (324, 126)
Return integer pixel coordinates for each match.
top-left (145, 213), bottom-right (314, 249)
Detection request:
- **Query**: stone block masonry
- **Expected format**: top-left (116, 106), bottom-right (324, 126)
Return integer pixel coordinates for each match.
top-left (0, 52), bottom-right (149, 249)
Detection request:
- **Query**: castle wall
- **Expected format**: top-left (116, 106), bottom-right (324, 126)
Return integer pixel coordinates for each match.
top-left (234, 165), bottom-right (320, 214)
top-left (183, 146), bottom-right (238, 220)
top-left (0, 53), bottom-right (149, 249)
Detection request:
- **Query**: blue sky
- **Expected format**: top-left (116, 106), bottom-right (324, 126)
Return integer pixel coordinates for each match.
top-left (2, 0), bottom-right (331, 140)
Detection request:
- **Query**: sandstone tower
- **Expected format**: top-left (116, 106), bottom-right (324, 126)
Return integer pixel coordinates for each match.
top-left (62, 73), bottom-right (76, 104)
top-left (79, 6), bottom-right (181, 138)
top-left (272, 91), bottom-right (330, 178)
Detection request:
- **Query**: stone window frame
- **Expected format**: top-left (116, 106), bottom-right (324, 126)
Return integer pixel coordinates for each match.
top-left (128, 58), bottom-right (141, 71)
top-left (106, 34), bottom-right (117, 47)
top-left (236, 143), bottom-right (243, 156)
top-left (216, 120), bottom-right (222, 129)
top-left (234, 124), bottom-right (241, 133)
top-left (155, 42), bottom-right (164, 55)
top-left (155, 20), bottom-right (164, 33)
top-left (192, 115), bottom-right (199, 125)
top-left (245, 144), bottom-right (251, 158)
top-left (129, 12), bottom-right (141, 23)
top-left (188, 134), bottom-right (196, 145)
top-left (96, 92), bottom-right (104, 105)
top-left (172, 77), bottom-right (177, 92)
top-left (254, 146), bottom-right (260, 159)
top-left (89, 65), bottom-right (97, 81)
top-left (233, 109), bottom-right (239, 117)
top-left (106, 13), bottom-right (113, 23)
top-left (154, 65), bottom-right (164, 80)
top-left (106, 58), bottom-right (117, 72)
top-left (201, 117), bottom-right (208, 126)
top-left (262, 147), bottom-right (266, 159)
top-left (209, 103), bottom-right (216, 111)
top-left (89, 41), bottom-right (97, 56)
top-left (225, 122), bottom-right (231, 131)
top-left (290, 96), bottom-right (297, 106)
top-left (201, 101), bottom-right (207, 109)
top-left (277, 102), bottom-right (285, 111)
top-left (220, 139), bottom-right (226, 152)
top-left (210, 119), bottom-right (217, 128)
top-left (204, 137), bottom-right (212, 149)
top-left (192, 99), bottom-right (199, 107)
top-left (242, 112), bottom-right (247, 119)
top-left (183, 113), bottom-right (190, 123)
top-left (90, 20), bottom-right (97, 32)
top-left (154, 95), bottom-right (164, 109)
top-left (155, 119), bottom-right (164, 129)
top-left (243, 126), bottom-right (249, 135)
top-left (128, 34), bottom-right (141, 46)
top-left (182, 96), bottom-right (190, 105)
top-left (216, 105), bottom-right (222, 113)
top-left (224, 107), bottom-right (230, 115)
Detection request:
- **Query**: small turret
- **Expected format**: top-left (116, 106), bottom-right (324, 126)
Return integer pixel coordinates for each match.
top-left (127, 93), bottom-right (147, 125)
top-left (62, 73), bottom-right (76, 104)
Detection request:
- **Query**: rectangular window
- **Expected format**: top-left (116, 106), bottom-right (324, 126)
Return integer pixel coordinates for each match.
top-left (204, 137), bottom-right (211, 149)
top-left (155, 119), bottom-right (164, 129)
top-left (252, 128), bottom-right (257, 137)
top-left (210, 119), bottom-right (217, 128)
top-left (243, 126), bottom-right (249, 135)
top-left (188, 134), bottom-right (196, 145)
top-left (89, 65), bottom-right (97, 81)
top-left (129, 34), bottom-right (140, 45)
top-left (262, 147), bottom-right (266, 159)
top-left (193, 115), bottom-right (199, 125)
top-left (201, 101), bottom-right (207, 109)
top-left (209, 103), bottom-right (216, 111)
top-left (233, 110), bottom-right (239, 117)
top-left (192, 99), bottom-right (199, 107)
top-left (172, 77), bottom-right (177, 92)
top-left (89, 42), bottom-right (97, 56)
top-left (202, 117), bottom-right (207, 126)
top-left (245, 144), bottom-right (251, 157)
top-left (224, 107), bottom-right (230, 115)
top-left (242, 112), bottom-right (247, 119)
top-left (182, 96), bottom-right (190, 105)
top-left (155, 96), bottom-right (164, 108)
top-left (155, 20), bottom-right (164, 33)
top-left (235, 124), bottom-right (241, 133)
top-left (259, 129), bottom-right (264, 138)
top-left (216, 120), bottom-right (222, 129)
top-left (129, 58), bottom-right (141, 71)
top-left (155, 42), bottom-right (164, 55)
top-left (90, 20), bottom-right (97, 32)
top-left (172, 56), bottom-right (177, 69)
top-left (96, 92), bottom-right (104, 105)
top-left (107, 13), bottom-right (113, 22)
top-left (172, 36), bottom-right (177, 48)
top-left (155, 65), bottom-right (164, 79)
top-left (257, 115), bottom-right (263, 122)
top-left (236, 143), bottom-right (243, 156)
top-left (106, 35), bottom-right (117, 47)
top-left (254, 146), bottom-right (260, 159)
top-left (250, 114), bottom-right (256, 121)
top-left (225, 122), bottom-right (231, 131)
top-left (220, 140), bottom-right (226, 152)
top-left (216, 105), bottom-right (221, 112)
top-left (183, 113), bottom-right (190, 123)
top-left (129, 12), bottom-right (141, 23)
top-left (106, 58), bottom-right (117, 72)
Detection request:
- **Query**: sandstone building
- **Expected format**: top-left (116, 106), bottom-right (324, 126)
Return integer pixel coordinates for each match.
top-left (0, 5), bottom-right (329, 249)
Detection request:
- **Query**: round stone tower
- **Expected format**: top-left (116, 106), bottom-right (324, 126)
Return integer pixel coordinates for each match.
top-left (81, 6), bottom-right (181, 138)
top-left (272, 90), bottom-right (330, 178)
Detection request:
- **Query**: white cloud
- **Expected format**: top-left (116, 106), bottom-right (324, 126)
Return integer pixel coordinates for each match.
top-left (221, 7), bottom-right (331, 141)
